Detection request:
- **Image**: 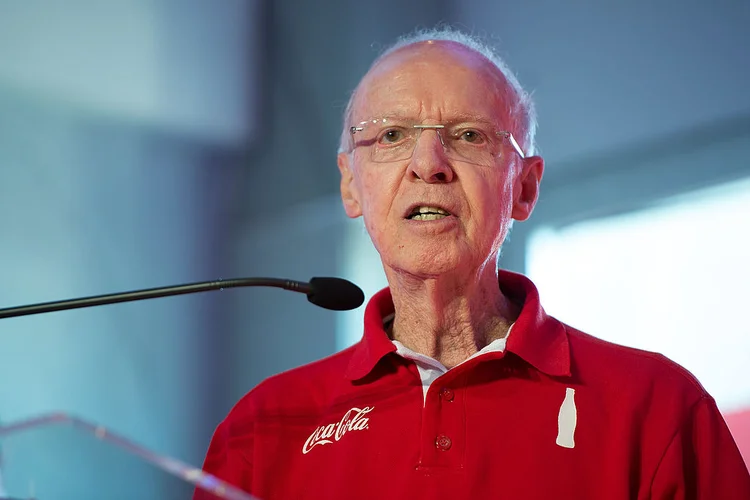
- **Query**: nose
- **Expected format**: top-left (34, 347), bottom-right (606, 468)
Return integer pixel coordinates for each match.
top-left (407, 128), bottom-right (454, 183)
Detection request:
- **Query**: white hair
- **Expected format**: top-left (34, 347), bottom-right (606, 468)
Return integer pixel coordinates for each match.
top-left (337, 27), bottom-right (538, 157)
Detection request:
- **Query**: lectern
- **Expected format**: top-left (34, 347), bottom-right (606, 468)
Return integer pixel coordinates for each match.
top-left (0, 413), bottom-right (256, 500)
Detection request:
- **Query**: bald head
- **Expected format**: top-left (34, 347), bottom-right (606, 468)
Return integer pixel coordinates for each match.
top-left (363, 40), bottom-right (504, 87)
top-left (339, 29), bottom-right (537, 156)
top-left (355, 41), bottom-right (513, 121)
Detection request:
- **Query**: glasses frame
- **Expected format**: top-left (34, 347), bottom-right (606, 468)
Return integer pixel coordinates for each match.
top-left (348, 120), bottom-right (526, 163)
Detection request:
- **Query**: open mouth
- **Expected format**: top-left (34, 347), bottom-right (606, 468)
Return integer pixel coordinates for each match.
top-left (407, 206), bottom-right (452, 221)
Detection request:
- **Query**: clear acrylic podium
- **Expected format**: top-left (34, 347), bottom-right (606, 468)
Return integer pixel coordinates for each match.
top-left (0, 413), bottom-right (258, 500)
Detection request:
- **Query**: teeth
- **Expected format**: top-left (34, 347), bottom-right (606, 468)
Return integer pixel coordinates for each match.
top-left (416, 206), bottom-right (449, 215)
top-left (411, 213), bottom-right (447, 221)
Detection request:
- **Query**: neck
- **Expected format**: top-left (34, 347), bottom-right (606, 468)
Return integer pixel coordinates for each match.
top-left (386, 265), bottom-right (519, 369)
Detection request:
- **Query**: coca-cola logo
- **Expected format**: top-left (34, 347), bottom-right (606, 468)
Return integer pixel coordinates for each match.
top-left (302, 406), bottom-right (373, 454)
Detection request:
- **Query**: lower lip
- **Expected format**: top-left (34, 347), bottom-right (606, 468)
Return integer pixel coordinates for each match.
top-left (403, 215), bottom-right (458, 232)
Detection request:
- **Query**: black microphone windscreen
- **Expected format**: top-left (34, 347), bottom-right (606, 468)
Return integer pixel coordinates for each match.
top-left (307, 277), bottom-right (365, 311)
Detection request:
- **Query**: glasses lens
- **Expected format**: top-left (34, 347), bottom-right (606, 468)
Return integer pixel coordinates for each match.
top-left (444, 125), bottom-right (502, 166)
top-left (351, 120), bottom-right (506, 166)
top-left (352, 120), bottom-right (418, 163)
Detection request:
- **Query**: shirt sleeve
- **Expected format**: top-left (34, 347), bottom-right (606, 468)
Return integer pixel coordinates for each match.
top-left (650, 395), bottom-right (750, 499)
top-left (193, 417), bottom-right (254, 499)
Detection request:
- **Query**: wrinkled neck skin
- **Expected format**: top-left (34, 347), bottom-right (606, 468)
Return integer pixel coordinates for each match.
top-left (385, 256), bottom-right (520, 369)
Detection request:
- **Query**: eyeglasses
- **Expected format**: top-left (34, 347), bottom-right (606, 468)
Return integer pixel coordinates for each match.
top-left (348, 117), bottom-right (526, 166)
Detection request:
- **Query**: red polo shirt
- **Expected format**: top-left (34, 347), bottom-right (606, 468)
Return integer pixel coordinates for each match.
top-left (197, 271), bottom-right (750, 499)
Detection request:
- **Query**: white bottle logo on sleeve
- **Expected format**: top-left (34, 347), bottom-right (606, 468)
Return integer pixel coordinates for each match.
top-left (556, 387), bottom-right (577, 449)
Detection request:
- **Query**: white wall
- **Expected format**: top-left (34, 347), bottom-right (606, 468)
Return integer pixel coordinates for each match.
top-left (0, 0), bottom-right (259, 145)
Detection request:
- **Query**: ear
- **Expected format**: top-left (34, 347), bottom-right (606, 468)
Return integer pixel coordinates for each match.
top-left (511, 155), bottom-right (544, 221)
top-left (338, 152), bottom-right (362, 218)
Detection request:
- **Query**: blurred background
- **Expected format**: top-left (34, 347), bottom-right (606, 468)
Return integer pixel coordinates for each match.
top-left (0, 0), bottom-right (748, 495)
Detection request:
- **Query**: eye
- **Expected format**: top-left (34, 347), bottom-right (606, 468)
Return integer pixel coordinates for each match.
top-left (458, 129), bottom-right (486, 144)
top-left (379, 128), bottom-right (406, 144)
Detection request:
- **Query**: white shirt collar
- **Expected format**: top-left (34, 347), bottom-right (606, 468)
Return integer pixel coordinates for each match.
top-left (390, 324), bottom-right (514, 403)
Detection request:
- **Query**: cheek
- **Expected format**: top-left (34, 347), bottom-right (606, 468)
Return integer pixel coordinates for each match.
top-left (473, 174), bottom-right (507, 210)
top-left (355, 171), bottom-right (396, 237)
top-left (357, 169), bottom-right (398, 213)
top-left (492, 172), bottom-right (516, 215)
top-left (467, 173), bottom-right (514, 239)
top-left (357, 180), bottom-right (380, 220)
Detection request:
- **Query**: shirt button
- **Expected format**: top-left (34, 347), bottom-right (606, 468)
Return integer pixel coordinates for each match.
top-left (435, 435), bottom-right (452, 451)
top-left (440, 387), bottom-right (455, 401)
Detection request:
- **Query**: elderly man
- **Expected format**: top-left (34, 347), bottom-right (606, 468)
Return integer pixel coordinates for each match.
top-left (198, 29), bottom-right (750, 499)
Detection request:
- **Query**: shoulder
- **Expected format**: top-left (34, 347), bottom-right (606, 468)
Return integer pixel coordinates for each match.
top-left (561, 323), bottom-right (717, 459)
top-left (224, 344), bottom-right (359, 424)
top-left (564, 324), bottom-right (708, 406)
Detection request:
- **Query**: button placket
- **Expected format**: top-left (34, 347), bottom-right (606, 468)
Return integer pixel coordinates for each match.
top-left (419, 372), bottom-right (466, 468)
top-left (434, 387), bottom-right (454, 454)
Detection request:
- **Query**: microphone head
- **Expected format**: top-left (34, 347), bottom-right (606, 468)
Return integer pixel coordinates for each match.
top-left (307, 277), bottom-right (365, 311)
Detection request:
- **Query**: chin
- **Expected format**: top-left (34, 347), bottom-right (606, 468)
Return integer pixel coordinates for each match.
top-left (389, 250), bottom-right (466, 279)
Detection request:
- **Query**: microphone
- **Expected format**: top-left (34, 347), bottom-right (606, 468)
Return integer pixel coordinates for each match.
top-left (0, 276), bottom-right (365, 319)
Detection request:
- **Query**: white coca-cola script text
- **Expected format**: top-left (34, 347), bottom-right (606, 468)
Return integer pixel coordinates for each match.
top-left (302, 406), bottom-right (373, 454)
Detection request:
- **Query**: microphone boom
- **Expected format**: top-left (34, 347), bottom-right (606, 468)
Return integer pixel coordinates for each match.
top-left (0, 277), bottom-right (364, 319)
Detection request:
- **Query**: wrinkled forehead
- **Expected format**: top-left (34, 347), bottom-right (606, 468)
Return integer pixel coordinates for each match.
top-left (352, 41), bottom-right (512, 125)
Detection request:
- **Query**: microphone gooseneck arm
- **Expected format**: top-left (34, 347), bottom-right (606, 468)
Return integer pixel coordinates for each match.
top-left (0, 277), bottom-right (364, 319)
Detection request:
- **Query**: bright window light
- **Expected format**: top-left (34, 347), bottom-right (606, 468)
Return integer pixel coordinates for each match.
top-left (337, 221), bottom-right (388, 350)
top-left (527, 177), bottom-right (750, 413)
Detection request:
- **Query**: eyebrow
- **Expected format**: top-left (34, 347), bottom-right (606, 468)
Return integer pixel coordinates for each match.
top-left (355, 112), bottom-right (502, 127)
top-left (442, 112), bottom-right (500, 125)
